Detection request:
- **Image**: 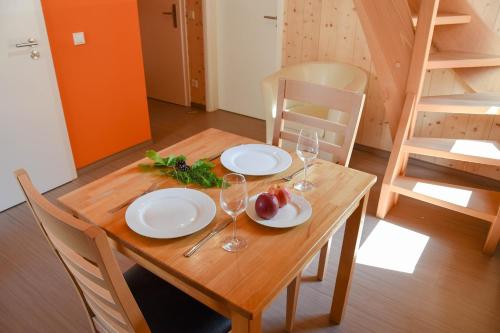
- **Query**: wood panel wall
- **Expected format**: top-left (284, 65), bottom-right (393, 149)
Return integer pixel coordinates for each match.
top-left (186, 0), bottom-right (206, 106)
top-left (282, 0), bottom-right (500, 180)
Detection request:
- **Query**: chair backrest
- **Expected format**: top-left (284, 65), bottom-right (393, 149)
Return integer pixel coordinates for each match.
top-left (14, 169), bottom-right (150, 333)
top-left (272, 78), bottom-right (366, 166)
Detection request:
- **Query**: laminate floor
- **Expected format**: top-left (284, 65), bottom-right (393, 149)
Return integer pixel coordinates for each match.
top-left (1, 100), bottom-right (499, 333)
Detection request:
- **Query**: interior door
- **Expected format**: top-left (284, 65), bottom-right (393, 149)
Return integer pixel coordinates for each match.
top-left (138, 0), bottom-right (190, 106)
top-left (217, 0), bottom-right (279, 120)
top-left (0, 0), bottom-right (76, 211)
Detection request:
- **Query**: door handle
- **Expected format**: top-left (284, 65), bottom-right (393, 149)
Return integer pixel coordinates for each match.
top-left (263, 15), bottom-right (277, 20)
top-left (16, 38), bottom-right (38, 48)
top-left (162, 4), bottom-right (178, 28)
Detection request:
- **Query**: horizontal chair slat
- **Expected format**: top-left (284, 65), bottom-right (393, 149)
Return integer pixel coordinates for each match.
top-left (78, 275), bottom-right (119, 309)
top-left (283, 110), bottom-right (347, 134)
top-left (65, 261), bottom-right (115, 302)
top-left (280, 130), bottom-right (343, 155)
top-left (82, 288), bottom-right (125, 324)
top-left (87, 296), bottom-right (130, 333)
top-left (284, 79), bottom-right (364, 113)
top-left (53, 236), bottom-right (104, 280)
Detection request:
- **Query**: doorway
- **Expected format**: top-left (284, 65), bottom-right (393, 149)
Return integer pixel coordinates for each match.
top-left (136, 0), bottom-right (283, 116)
top-left (137, 0), bottom-right (206, 108)
top-left (203, 0), bottom-right (283, 118)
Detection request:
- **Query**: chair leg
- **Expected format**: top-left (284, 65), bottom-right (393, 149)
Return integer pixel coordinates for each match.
top-left (316, 237), bottom-right (332, 281)
top-left (483, 209), bottom-right (500, 255)
top-left (285, 273), bottom-right (301, 332)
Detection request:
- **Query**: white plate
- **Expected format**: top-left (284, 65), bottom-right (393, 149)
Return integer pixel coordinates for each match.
top-left (221, 144), bottom-right (292, 176)
top-left (246, 193), bottom-right (312, 228)
top-left (125, 188), bottom-right (216, 239)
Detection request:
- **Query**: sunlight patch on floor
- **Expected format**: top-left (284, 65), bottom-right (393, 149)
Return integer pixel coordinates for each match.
top-left (356, 221), bottom-right (429, 274)
top-left (412, 181), bottom-right (472, 207)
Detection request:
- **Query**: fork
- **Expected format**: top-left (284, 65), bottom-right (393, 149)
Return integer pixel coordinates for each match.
top-left (108, 182), bottom-right (160, 214)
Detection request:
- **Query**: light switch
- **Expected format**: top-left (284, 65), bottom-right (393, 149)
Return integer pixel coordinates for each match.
top-left (72, 32), bottom-right (86, 46)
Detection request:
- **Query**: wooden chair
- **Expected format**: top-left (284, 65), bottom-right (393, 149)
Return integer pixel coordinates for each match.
top-left (272, 78), bottom-right (365, 331)
top-left (14, 169), bottom-right (230, 333)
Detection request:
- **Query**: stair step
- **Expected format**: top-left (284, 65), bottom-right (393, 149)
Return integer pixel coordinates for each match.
top-left (417, 93), bottom-right (500, 115)
top-left (404, 138), bottom-right (500, 166)
top-left (427, 51), bottom-right (500, 69)
top-left (412, 12), bottom-right (471, 26)
top-left (392, 176), bottom-right (500, 222)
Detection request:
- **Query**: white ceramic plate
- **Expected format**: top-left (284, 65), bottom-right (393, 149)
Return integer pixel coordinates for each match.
top-left (246, 193), bottom-right (312, 228)
top-left (221, 144), bottom-right (292, 176)
top-left (125, 188), bottom-right (216, 239)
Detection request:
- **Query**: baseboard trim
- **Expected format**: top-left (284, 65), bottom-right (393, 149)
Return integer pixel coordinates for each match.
top-left (77, 139), bottom-right (153, 176)
top-left (191, 102), bottom-right (206, 110)
top-left (354, 143), bottom-right (390, 159)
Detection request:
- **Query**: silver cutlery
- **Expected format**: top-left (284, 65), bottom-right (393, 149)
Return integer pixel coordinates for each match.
top-left (108, 182), bottom-right (160, 214)
top-left (205, 144), bottom-right (240, 162)
top-left (281, 163), bottom-right (317, 182)
top-left (206, 152), bottom-right (222, 161)
top-left (184, 219), bottom-right (232, 257)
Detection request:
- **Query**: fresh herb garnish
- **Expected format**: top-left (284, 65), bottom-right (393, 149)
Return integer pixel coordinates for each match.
top-left (140, 150), bottom-right (223, 188)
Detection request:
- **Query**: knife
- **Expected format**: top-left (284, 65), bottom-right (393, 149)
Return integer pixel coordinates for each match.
top-left (183, 219), bottom-right (232, 257)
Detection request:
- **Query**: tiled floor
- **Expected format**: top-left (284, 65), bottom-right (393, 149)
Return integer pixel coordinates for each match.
top-left (1, 100), bottom-right (499, 333)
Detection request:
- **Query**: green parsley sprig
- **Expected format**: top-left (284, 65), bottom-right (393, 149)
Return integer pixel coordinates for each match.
top-left (139, 150), bottom-right (223, 188)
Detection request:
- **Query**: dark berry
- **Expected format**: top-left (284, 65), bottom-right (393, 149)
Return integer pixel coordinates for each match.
top-left (175, 160), bottom-right (190, 172)
top-left (175, 160), bottom-right (186, 168)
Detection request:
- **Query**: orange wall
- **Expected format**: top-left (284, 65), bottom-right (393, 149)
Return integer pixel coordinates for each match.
top-left (41, 0), bottom-right (151, 168)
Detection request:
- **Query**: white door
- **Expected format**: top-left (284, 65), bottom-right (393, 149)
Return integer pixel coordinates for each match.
top-left (138, 0), bottom-right (190, 106)
top-left (217, 0), bottom-right (280, 120)
top-left (0, 0), bottom-right (76, 211)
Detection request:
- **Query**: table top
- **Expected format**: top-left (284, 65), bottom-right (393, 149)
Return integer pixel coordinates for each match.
top-left (59, 128), bottom-right (376, 317)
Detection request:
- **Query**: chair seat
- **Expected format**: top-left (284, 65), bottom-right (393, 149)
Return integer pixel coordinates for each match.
top-left (125, 265), bottom-right (231, 333)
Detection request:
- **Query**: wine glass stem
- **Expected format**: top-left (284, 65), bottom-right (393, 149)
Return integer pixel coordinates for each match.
top-left (232, 215), bottom-right (237, 240)
top-left (303, 161), bottom-right (308, 183)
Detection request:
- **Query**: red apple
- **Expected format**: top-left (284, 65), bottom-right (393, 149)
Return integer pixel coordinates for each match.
top-left (255, 193), bottom-right (279, 220)
top-left (268, 185), bottom-right (292, 208)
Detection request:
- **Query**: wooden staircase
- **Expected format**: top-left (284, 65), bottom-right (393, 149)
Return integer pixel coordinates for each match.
top-left (411, 12), bottom-right (471, 26)
top-left (374, 0), bottom-right (500, 255)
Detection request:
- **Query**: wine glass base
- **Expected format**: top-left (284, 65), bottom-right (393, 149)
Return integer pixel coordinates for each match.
top-left (222, 236), bottom-right (247, 252)
top-left (294, 180), bottom-right (314, 192)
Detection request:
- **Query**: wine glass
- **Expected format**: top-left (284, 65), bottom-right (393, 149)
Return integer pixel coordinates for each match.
top-left (220, 173), bottom-right (248, 252)
top-left (294, 128), bottom-right (319, 192)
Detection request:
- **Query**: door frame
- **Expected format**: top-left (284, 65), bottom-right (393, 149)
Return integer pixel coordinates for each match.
top-left (178, 0), bottom-right (191, 106)
top-left (202, 0), bottom-right (284, 112)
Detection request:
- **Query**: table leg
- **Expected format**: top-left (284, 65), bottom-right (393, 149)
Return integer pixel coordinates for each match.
top-left (316, 237), bottom-right (332, 281)
top-left (231, 310), bottom-right (262, 333)
top-left (285, 272), bottom-right (302, 332)
top-left (329, 192), bottom-right (369, 324)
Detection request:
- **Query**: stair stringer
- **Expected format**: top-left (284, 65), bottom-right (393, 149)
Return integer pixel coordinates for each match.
top-left (352, 0), bottom-right (415, 140)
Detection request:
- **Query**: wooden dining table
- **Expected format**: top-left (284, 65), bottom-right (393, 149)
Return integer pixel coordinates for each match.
top-left (59, 128), bottom-right (376, 333)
